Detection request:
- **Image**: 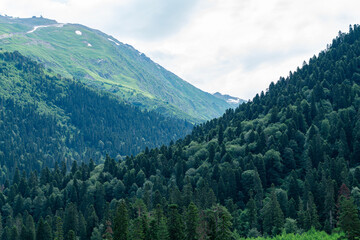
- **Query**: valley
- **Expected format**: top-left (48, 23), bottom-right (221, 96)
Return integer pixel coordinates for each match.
top-left (0, 14), bottom-right (359, 240)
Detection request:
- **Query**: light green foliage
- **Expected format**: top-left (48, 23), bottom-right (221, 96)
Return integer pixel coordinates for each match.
top-left (0, 15), bottom-right (232, 122)
top-left (237, 229), bottom-right (344, 240)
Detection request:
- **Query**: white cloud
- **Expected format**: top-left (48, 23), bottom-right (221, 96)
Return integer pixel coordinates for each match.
top-left (1, 0), bottom-right (360, 99)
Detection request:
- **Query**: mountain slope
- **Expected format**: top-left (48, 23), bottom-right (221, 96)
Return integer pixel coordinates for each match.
top-left (212, 92), bottom-right (246, 107)
top-left (0, 50), bottom-right (192, 178)
top-left (99, 24), bottom-right (360, 237)
top-left (1, 25), bottom-right (360, 239)
top-left (0, 15), bottom-right (232, 122)
top-left (1, 25), bottom-right (360, 240)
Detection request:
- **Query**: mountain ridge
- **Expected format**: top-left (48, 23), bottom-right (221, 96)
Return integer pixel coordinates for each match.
top-left (212, 91), bottom-right (246, 107)
top-left (0, 15), bottom-right (233, 122)
top-left (0, 50), bottom-right (193, 178)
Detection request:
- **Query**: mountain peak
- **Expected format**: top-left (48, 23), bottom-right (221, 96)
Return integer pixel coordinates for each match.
top-left (212, 92), bottom-right (246, 107)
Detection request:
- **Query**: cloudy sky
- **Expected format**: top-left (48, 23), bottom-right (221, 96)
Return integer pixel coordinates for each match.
top-left (1, 0), bottom-right (359, 99)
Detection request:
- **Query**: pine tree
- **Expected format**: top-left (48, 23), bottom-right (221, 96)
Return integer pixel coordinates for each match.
top-left (21, 215), bottom-right (35, 240)
top-left (323, 178), bottom-right (335, 231)
top-left (86, 206), bottom-right (99, 239)
top-left (63, 203), bottom-right (78, 237)
top-left (246, 193), bottom-right (258, 229)
top-left (66, 230), bottom-right (76, 240)
top-left (54, 216), bottom-right (64, 240)
top-left (114, 200), bottom-right (129, 240)
top-left (10, 226), bottom-right (19, 240)
top-left (103, 220), bottom-right (113, 240)
top-left (215, 205), bottom-right (232, 240)
top-left (158, 217), bottom-right (169, 240)
top-left (168, 204), bottom-right (185, 240)
top-left (185, 202), bottom-right (199, 240)
top-left (36, 218), bottom-right (52, 240)
top-left (261, 186), bottom-right (284, 235)
top-left (129, 217), bottom-right (145, 240)
top-left (338, 196), bottom-right (360, 240)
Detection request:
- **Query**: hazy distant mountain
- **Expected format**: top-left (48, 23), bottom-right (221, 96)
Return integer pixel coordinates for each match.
top-left (0, 15), bottom-right (232, 122)
top-left (212, 92), bottom-right (246, 107)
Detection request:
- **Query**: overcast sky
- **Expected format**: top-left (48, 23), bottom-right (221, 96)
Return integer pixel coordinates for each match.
top-left (1, 0), bottom-right (359, 99)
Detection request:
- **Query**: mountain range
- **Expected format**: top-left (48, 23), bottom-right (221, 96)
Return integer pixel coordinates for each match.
top-left (0, 15), bottom-right (237, 122)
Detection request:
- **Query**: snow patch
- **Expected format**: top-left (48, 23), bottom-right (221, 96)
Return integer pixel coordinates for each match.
top-left (108, 38), bottom-right (120, 46)
top-left (75, 30), bottom-right (82, 35)
top-left (27, 23), bottom-right (64, 34)
top-left (226, 98), bottom-right (241, 104)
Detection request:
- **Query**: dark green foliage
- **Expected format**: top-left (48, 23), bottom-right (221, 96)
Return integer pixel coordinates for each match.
top-left (185, 202), bottom-right (199, 240)
top-left (63, 203), bottom-right (78, 238)
top-left (0, 23), bottom-right (360, 240)
top-left (0, 50), bottom-right (193, 178)
top-left (114, 200), bottom-right (129, 240)
top-left (21, 215), bottom-right (35, 240)
top-left (36, 218), bottom-right (52, 240)
top-left (261, 187), bottom-right (284, 235)
top-left (167, 204), bottom-right (185, 240)
top-left (338, 196), bottom-right (360, 239)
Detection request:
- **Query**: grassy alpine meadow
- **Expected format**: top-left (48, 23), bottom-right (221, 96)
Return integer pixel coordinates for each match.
top-left (0, 15), bottom-right (233, 122)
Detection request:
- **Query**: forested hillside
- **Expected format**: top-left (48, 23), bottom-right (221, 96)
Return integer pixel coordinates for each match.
top-left (1, 25), bottom-right (360, 239)
top-left (0, 50), bottom-right (192, 181)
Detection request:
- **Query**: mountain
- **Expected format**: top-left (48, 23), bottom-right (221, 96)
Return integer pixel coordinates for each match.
top-left (0, 25), bottom-right (359, 239)
top-left (0, 15), bottom-right (232, 122)
top-left (0, 50), bottom-right (193, 179)
top-left (212, 92), bottom-right (246, 107)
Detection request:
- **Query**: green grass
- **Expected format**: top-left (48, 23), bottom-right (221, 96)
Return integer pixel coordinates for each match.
top-left (238, 229), bottom-right (345, 240)
top-left (0, 16), bottom-right (233, 122)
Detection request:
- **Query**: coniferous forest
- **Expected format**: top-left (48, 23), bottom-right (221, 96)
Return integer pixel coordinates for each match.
top-left (1, 25), bottom-right (360, 239)
top-left (0, 50), bottom-right (193, 181)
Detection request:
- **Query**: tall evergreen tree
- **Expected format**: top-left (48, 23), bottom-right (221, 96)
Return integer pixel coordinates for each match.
top-left (261, 186), bottom-right (284, 235)
top-left (114, 200), bottom-right (129, 240)
top-left (185, 202), bottom-right (199, 240)
top-left (36, 218), bottom-right (52, 240)
top-left (168, 204), bottom-right (185, 240)
top-left (338, 196), bottom-right (360, 240)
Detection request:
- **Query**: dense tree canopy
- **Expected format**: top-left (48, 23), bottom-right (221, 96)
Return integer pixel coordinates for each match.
top-left (1, 25), bottom-right (360, 239)
top-left (0, 50), bottom-right (192, 180)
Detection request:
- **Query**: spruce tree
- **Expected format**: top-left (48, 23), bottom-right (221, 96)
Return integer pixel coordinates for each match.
top-left (246, 193), bottom-right (258, 229)
top-left (54, 216), bottom-right (64, 240)
top-left (63, 203), bottom-right (78, 237)
top-left (66, 230), bottom-right (76, 240)
top-left (21, 215), bottom-right (35, 240)
top-left (168, 204), bottom-right (185, 240)
top-left (36, 218), bottom-right (52, 240)
top-left (215, 205), bottom-right (233, 240)
top-left (158, 217), bottom-right (169, 240)
top-left (185, 202), bottom-right (199, 240)
top-left (114, 200), bottom-right (129, 240)
top-left (261, 186), bottom-right (284, 235)
top-left (338, 196), bottom-right (360, 240)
